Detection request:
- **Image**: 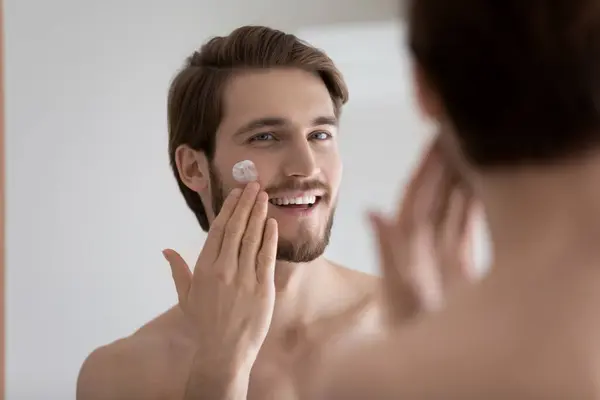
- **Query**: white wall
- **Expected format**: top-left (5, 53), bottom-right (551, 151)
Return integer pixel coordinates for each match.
top-left (3, 2), bottom-right (485, 399)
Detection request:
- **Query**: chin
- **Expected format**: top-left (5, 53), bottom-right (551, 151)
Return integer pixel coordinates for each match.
top-left (275, 233), bottom-right (329, 263)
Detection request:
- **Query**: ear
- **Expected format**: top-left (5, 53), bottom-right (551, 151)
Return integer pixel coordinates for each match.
top-left (174, 144), bottom-right (209, 193)
top-left (413, 63), bottom-right (444, 123)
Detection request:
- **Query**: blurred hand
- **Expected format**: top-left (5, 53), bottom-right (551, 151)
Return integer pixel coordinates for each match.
top-left (370, 139), bottom-right (478, 326)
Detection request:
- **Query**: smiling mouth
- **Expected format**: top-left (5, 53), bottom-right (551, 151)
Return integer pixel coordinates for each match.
top-left (268, 195), bottom-right (322, 209)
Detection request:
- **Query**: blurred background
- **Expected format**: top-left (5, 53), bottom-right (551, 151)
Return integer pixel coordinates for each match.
top-left (2, 0), bottom-right (488, 398)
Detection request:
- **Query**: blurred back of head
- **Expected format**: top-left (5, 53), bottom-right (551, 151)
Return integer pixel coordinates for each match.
top-left (407, 0), bottom-right (600, 169)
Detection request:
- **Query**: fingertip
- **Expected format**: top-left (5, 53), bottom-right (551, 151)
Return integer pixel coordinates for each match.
top-left (162, 249), bottom-right (186, 268)
top-left (162, 249), bottom-right (174, 262)
top-left (366, 210), bottom-right (377, 222)
top-left (371, 212), bottom-right (396, 233)
top-left (257, 191), bottom-right (269, 203)
top-left (367, 210), bottom-right (385, 225)
top-left (369, 215), bottom-right (391, 247)
top-left (245, 181), bottom-right (261, 193)
top-left (368, 216), bottom-right (382, 238)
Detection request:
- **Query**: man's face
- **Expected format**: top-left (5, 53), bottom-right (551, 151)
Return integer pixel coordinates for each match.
top-left (208, 68), bottom-right (342, 263)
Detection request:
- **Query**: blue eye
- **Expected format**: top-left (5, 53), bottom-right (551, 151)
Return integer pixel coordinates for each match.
top-left (249, 132), bottom-right (276, 142)
top-left (311, 131), bottom-right (332, 140)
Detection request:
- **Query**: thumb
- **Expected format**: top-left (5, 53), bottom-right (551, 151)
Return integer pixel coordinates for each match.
top-left (369, 212), bottom-right (397, 283)
top-left (369, 212), bottom-right (419, 323)
top-left (162, 249), bottom-right (192, 310)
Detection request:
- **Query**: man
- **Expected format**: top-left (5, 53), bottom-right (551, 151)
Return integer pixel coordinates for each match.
top-left (76, 25), bottom-right (475, 400)
top-left (314, 0), bottom-right (600, 399)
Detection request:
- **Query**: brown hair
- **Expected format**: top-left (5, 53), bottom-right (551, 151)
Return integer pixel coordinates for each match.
top-left (407, 0), bottom-right (600, 168)
top-left (167, 25), bottom-right (349, 231)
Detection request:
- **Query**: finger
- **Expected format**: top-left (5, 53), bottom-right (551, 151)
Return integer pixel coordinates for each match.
top-left (456, 192), bottom-right (478, 279)
top-left (432, 169), bottom-right (460, 231)
top-left (256, 218), bottom-right (278, 286)
top-left (458, 189), bottom-right (477, 241)
top-left (217, 182), bottom-right (261, 269)
top-left (396, 140), bottom-right (440, 216)
top-left (162, 249), bottom-right (193, 310)
top-left (369, 213), bottom-right (419, 323)
top-left (369, 212), bottom-right (398, 283)
top-left (384, 213), bottom-right (445, 315)
top-left (442, 185), bottom-right (469, 243)
top-left (406, 137), bottom-right (442, 197)
top-left (238, 191), bottom-right (269, 285)
top-left (198, 188), bottom-right (243, 269)
top-left (396, 145), bottom-right (445, 232)
top-left (440, 185), bottom-right (475, 283)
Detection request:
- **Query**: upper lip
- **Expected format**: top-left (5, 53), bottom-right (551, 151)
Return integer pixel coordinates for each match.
top-left (268, 191), bottom-right (325, 199)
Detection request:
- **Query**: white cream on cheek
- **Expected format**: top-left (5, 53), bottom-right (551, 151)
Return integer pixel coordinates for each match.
top-left (232, 159), bottom-right (259, 183)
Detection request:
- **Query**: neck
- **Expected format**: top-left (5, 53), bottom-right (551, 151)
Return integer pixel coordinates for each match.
top-left (270, 256), bottom-right (334, 327)
top-left (273, 259), bottom-right (310, 293)
top-left (479, 155), bottom-right (600, 277)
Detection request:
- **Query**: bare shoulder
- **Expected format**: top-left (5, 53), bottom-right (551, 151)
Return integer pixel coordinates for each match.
top-left (314, 287), bottom-right (553, 400)
top-left (328, 260), bottom-right (384, 311)
top-left (322, 260), bottom-right (386, 335)
top-left (328, 260), bottom-right (381, 295)
top-left (77, 307), bottom-right (194, 400)
top-left (312, 312), bottom-right (469, 400)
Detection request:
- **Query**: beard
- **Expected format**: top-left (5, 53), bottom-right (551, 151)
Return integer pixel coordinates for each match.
top-left (209, 166), bottom-right (335, 263)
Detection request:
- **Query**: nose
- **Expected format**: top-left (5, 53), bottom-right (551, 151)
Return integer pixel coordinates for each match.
top-left (282, 139), bottom-right (320, 178)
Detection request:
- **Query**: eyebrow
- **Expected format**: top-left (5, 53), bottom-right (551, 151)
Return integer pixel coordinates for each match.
top-left (233, 115), bottom-right (338, 137)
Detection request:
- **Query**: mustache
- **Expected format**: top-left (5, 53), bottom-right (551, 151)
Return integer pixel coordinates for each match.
top-left (264, 179), bottom-right (330, 198)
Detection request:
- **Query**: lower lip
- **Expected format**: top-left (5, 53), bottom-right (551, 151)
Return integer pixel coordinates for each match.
top-left (268, 198), bottom-right (322, 217)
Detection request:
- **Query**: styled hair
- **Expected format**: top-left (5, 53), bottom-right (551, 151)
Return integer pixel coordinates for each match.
top-left (167, 26), bottom-right (349, 231)
top-left (407, 0), bottom-right (600, 168)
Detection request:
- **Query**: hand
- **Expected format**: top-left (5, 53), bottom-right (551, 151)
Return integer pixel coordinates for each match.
top-left (369, 139), bottom-right (478, 326)
top-left (162, 182), bottom-right (278, 374)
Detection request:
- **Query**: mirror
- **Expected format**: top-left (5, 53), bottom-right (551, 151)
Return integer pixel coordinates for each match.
top-left (3, 1), bottom-right (488, 399)
top-left (0, 0), bottom-right (5, 397)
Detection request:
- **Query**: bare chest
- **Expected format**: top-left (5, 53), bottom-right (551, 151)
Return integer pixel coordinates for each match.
top-left (247, 310), bottom-right (382, 400)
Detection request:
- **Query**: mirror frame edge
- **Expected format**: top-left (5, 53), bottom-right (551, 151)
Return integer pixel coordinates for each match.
top-left (1, 0), bottom-right (5, 396)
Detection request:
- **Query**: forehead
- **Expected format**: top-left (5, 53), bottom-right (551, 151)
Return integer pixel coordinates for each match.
top-left (218, 68), bottom-right (336, 136)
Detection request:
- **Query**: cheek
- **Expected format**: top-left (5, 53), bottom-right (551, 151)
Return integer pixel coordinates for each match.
top-left (242, 154), bottom-right (285, 186)
top-left (321, 152), bottom-right (343, 188)
top-left (210, 158), bottom-right (241, 194)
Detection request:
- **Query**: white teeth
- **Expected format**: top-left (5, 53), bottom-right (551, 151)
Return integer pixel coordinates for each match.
top-left (270, 195), bottom-right (318, 206)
